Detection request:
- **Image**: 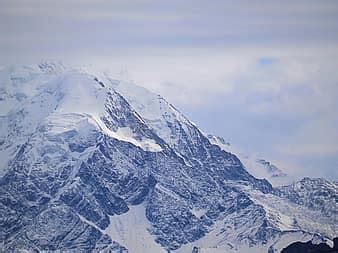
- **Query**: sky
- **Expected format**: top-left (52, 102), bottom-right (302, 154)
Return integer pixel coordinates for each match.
top-left (1, 0), bottom-right (338, 180)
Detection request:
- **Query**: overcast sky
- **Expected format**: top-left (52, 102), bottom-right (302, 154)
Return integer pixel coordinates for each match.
top-left (1, 0), bottom-right (338, 180)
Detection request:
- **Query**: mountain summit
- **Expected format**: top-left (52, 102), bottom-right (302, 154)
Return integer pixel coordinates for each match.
top-left (0, 63), bottom-right (336, 253)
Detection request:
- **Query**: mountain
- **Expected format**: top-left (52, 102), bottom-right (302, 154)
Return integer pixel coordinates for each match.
top-left (281, 237), bottom-right (338, 253)
top-left (276, 177), bottom-right (337, 218)
top-left (0, 63), bottom-right (336, 253)
top-left (207, 135), bottom-right (290, 186)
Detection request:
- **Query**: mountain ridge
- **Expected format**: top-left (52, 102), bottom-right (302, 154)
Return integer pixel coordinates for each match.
top-left (0, 63), bottom-right (336, 253)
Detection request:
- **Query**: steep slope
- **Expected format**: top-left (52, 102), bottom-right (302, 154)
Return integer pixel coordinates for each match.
top-left (96, 75), bottom-right (336, 252)
top-left (207, 134), bottom-right (291, 186)
top-left (277, 177), bottom-right (338, 218)
top-left (281, 238), bottom-right (338, 253)
top-left (0, 63), bottom-right (336, 253)
top-left (101, 76), bottom-right (272, 192)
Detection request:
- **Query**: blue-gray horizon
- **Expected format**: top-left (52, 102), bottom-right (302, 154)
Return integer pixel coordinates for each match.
top-left (1, 0), bottom-right (337, 180)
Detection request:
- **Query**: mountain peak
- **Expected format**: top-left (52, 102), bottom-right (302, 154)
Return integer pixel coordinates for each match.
top-left (38, 60), bottom-right (66, 74)
top-left (0, 64), bottom-right (336, 253)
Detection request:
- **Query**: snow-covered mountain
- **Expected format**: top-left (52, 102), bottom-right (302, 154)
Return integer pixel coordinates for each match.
top-left (207, 135), bottom-right (290, 187)
top-left (0, 63), bottom-right (336, 253)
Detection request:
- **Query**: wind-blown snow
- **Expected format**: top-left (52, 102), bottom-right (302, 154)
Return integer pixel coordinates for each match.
top-left (90, 115), bottom-right (162, 152)
top-left (208, 135), bottom-right (292, 186)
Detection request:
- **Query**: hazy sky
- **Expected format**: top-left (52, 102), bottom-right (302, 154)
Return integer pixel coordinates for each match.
top-left (1, 0), bottom-right (338, 179)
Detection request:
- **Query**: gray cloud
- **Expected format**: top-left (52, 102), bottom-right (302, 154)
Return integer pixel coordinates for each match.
top-left (1, 0), bottom-right (337, 180)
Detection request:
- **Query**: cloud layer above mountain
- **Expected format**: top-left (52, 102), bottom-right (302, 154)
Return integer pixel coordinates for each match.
top-left (1, 0), bottom-right (337, 179)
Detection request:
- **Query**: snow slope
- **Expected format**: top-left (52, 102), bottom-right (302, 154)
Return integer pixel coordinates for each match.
top-left (0, 63), bottom-right (336, 253)
top-left (207, 134), bottom-right (291, 186)
top-left (105, 204), bottom-right (166, 253)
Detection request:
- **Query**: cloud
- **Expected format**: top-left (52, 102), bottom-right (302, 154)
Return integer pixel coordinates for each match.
top-left (279, 144), bottom-right (338, 157)
top-left (1, 0), bottom-right (337, 180)
top-left (1, 0), bottom-right (338, 54)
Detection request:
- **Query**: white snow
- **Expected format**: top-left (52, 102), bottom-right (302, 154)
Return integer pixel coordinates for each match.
top-left (102, 77), bottom-right (196, 150)
top-left (176, 223), bottom-right (331, 253)
top-left (208, 135), bottom-right (292, 187)
top-left (155, 183), bottom-right (183, 200)
top-left (89, 114), bottom-right (163, 152)
top-left (175, 181), bottom-right (335, 253)
top-left (270, 232), bottom-right (317, 252)
top-left (0, 66), bottom-right (162, 161)
top-left (105, 204), bottom-right (166, 253)
top-left (191, 207), bottom-right (207, 219)
top-left (0, 98), bottom-right (19, 116)
top-left (78, 213), bottom-right (105, 234)
top-left (248, 191), bottom-right (335, 238)
top-left (45, 113), bottom-right (92, 134)
top-left (45, 113), bottom-right (162, 152)
top-left (0, 147), bottom-right (13, 177)
top-left (48, 72), bottom-right (162, 152)
top-left (53, 72), bottom-right (106, 116)
top-left (1, 64), bottom-right (335, 253)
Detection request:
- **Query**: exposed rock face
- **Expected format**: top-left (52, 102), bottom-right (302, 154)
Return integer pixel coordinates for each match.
top-left (0, 64), bottom-right (336, 252)
top-left (277, 177), bottom-right (338, 217)
top-left (281, 237), bottom-right (338, 253)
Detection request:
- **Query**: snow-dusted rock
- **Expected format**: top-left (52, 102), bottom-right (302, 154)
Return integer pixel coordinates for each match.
top-left (0, 63), bottom-right (336, 253)
top-left (207, 134), bottom-right (291, 187)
